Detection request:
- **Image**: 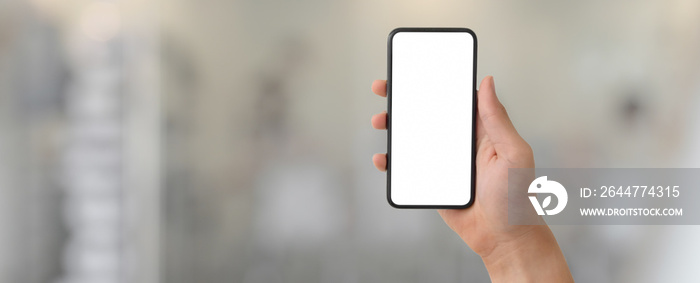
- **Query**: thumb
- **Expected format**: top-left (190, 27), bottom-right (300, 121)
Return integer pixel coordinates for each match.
top-left (477, 76), bottom-right (524, 154)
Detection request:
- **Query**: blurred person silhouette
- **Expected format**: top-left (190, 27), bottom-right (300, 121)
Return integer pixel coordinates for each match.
top-left (370, 76), bottom-right (574, 282)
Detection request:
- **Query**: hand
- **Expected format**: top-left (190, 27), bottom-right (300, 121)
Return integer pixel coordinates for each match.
top-left (371, 76), bottom-right (573, 282)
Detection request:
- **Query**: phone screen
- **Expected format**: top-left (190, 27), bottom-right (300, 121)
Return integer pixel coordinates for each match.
top-left (388, 28), bottom-right (476, 208)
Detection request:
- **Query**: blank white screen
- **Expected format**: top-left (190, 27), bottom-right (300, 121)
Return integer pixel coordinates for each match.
top-left (390, 31), bottom-right (474, 206)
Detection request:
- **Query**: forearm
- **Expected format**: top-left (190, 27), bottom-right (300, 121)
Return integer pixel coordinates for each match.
top-left (481, 226), bottom-right (573, 283)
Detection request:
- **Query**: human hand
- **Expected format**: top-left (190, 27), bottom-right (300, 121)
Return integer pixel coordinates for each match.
top-left (371, 76), bottom-right (572, 282)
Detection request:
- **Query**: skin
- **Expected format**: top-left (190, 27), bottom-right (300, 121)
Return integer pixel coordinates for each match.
top-left (371, 76), bottom-right (574, 282)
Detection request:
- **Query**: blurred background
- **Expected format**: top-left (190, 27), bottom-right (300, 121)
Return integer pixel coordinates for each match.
top-left (1, 0), bottom-right (700, 282)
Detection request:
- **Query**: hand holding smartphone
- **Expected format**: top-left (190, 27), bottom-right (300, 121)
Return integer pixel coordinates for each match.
top-left (387, 28), bottom-right (477, 208)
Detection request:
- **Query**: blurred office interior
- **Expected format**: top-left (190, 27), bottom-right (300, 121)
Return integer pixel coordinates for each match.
top-left (1, 0), bottom-right (700, 282)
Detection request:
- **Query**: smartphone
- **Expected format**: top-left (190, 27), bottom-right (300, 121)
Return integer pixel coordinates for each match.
top-left (387, 27), bottom-right (477, 208)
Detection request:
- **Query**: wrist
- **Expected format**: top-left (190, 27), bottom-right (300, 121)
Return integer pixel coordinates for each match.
top-left (481, 226), bottom-right (573, 283)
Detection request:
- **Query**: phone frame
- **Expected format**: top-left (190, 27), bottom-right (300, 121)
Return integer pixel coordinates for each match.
top-left (386, 27), bottom-right (478, 209)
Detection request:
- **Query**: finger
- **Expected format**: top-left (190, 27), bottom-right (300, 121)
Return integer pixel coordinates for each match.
top-left (474, 93), bottom-right (486, 149)
top-left (371, 80), bottom-right (387, 97)
top-left (477, 76), bottom-right (524, 153)
top-left (371, 111), bottom-right (387, 129)
top-left (372, 153), bottom-right (387, 171)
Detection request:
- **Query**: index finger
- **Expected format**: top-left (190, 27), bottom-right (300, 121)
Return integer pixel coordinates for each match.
top-left (371, 80), bottom-right (387, 97)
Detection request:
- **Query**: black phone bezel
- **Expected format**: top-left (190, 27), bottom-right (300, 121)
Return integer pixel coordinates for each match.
top-left (386, 27), bottom-right (478, 209)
